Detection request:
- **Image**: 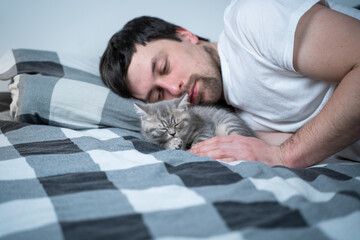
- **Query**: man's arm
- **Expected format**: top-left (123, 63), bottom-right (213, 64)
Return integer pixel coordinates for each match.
top-left (280, 3), bottom-right (360, 167)
top-left (280, 71), bottom-right (360, 167)
top-left (189, 4), bottom-right (360, 167)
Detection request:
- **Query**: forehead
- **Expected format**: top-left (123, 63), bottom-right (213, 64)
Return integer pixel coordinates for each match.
top-left (128, 41), bottom-right (169, 75)
top-left (126, 40), bottom-right (170, 100)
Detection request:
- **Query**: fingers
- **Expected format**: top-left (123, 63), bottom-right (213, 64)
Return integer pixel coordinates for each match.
top-left (189, 146), bottom-right (225, 158)
top-left (191, 135), bottom-right (247, 149)
top-left (188, 145), bottom-right (248, 162)
top-left (188, 140), bottom-right (250, 162)
top-left (187, 135), bottom-right (284, 166)
top-left (187, 135), bottom-right (265, 162)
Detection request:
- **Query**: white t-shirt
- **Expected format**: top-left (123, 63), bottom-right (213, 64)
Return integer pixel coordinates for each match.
top-left (218, 0), bottom-right (360, 132)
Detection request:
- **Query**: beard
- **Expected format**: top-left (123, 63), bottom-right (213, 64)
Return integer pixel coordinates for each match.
top-left (196, 45), bottom-right (223, 104)
top-left (180, 44), bottom-right (223, 105)
top-left (200, 76), bottom-right (223, 104)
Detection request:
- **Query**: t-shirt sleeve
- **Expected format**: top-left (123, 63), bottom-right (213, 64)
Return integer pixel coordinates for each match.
top-left (223, 0), bottom-right (321, 71)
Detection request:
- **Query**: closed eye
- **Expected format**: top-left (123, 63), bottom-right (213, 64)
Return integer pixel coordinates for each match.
top-left (162, 59), bottom-right (169, 74)
top-left (175, 122), bottom-right (183, 128)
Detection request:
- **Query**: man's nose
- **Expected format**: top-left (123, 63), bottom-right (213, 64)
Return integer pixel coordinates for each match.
top-left (158, 77), bottom-right (184, 97)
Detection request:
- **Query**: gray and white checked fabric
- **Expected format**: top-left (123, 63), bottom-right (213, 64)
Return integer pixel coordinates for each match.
top-left (0, 49), bottom-right (141, 131)
top-left (1, 120), bottom-right (360, 240)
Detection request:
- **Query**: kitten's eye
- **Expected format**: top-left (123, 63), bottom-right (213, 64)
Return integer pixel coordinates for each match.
top-left (175, 122), bottom-right (184, 128)
top-left (155, 127), bottom-right (166, 135)
top-left (157, 123), bottom-right (166, 132)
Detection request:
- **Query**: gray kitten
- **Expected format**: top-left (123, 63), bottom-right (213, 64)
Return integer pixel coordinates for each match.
top-left (134, 94), bottom-right (256, 150)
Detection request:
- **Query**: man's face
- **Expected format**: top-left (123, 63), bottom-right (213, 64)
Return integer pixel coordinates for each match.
top-left (126, 34), bottom-right (223, 104)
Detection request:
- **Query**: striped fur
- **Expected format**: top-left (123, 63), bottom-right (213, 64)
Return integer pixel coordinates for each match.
top-left (134, 94), bottom-right (255, 150)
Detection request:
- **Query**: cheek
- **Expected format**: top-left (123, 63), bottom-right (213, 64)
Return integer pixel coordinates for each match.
top-left (143, 122), bottom-right (157, 134)
top-left (143, 121), bottom-right (171, 139)
top-left (194, 60), bottom-right (200, 68)
top-left (172, 54), bottom-right (196, 78)
top-left (142, 120), bottom-right (153, 129)
top-left (178, 122), bottom-right (189, 135)
top-left (175, 115), bottom-right (190, 134)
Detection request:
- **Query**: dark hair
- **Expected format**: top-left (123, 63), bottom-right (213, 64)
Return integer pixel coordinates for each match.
top-left (99, 16), bottom-right (209, 98)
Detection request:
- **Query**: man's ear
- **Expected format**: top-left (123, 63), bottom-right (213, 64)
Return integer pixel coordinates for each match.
top-left (176, 27), bottom-right (199, 44)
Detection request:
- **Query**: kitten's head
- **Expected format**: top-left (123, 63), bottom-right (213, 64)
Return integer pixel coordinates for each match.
top-left (134, 94), bottom-right (191, 144)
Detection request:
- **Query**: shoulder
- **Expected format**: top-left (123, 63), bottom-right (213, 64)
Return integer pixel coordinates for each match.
top-left (225, 0), bottom-right (283, 18)
top-left (226, 0), bottom-right (271, 11)
top-left (225, 0), bottom-right (320, 23)
top-left (223, 0), bottom-right (292, 57)
top-left (223, 0), bottom-right (290, 37)
top-left (224, 0), bottom-right (266, 23)
top-left (223, 0), bottom-right (321, 69)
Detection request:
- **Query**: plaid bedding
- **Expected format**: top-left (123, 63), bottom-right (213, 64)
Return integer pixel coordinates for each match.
top-left (1, 120), bottom-right (360, 240)
top-left (0, 49), bottom-right (140, 131)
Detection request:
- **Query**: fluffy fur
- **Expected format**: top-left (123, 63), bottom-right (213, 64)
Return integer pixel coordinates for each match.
top-left (134, 94), bottom-right (256, 150)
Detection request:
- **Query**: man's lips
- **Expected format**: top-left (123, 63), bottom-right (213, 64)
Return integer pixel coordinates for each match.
top-left (188, 82), bottom-right (198, 104)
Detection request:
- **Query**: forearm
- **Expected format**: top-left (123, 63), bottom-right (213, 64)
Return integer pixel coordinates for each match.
top-left (279, 67), bottom-right (360, 168)
top-left (255, 132), bottom-right (293, 146)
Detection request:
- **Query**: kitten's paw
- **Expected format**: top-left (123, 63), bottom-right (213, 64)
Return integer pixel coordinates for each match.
top-left (167, 138), bottom-right (183, 150)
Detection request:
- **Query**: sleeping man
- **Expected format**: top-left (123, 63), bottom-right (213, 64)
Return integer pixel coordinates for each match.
top-left (99, 0), bottom-right (360, 168)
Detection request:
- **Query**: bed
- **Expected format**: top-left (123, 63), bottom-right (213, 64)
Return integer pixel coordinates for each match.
top-left (0, 49), bottom-right (360, 240)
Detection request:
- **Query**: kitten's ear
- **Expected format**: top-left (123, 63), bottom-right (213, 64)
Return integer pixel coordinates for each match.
top-left (177, 94), bottom-right (189, 111)
top-left (134, 103), bottom-right (148, 116)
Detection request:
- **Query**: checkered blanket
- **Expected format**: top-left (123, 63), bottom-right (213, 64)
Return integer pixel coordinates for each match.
top-left (1, 120), bottom-right (360, 240)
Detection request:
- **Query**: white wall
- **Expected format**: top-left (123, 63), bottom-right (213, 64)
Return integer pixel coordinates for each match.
top-left (0, 0), bottom-right (232, 91)
top-left (0, 0), bottom-right (232, 57)
top-left (1, 0), bottom-right (360, 92)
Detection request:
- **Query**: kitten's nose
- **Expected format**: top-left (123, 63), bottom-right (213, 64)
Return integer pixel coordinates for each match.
top-left (168, 129), bottom-right (176, 137)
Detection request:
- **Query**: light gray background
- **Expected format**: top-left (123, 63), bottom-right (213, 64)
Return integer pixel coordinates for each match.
top-left (0, 0), bottom-right (359, 92)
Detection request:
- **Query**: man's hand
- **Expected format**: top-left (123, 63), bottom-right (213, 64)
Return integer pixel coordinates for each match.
top-left (187, 135), bottom-right (284, 166)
